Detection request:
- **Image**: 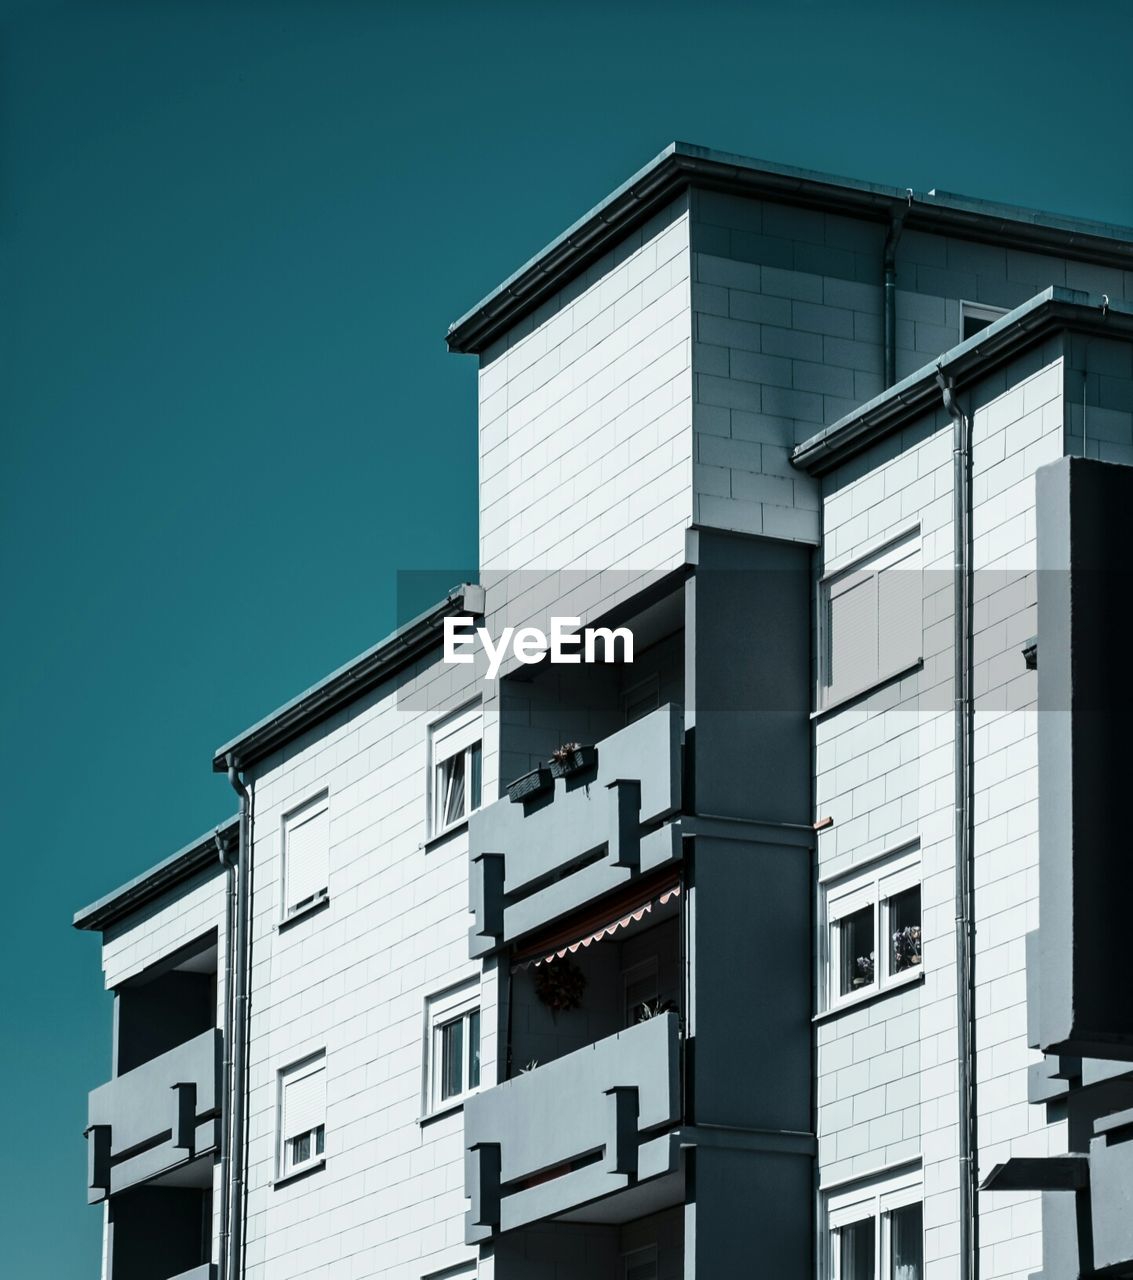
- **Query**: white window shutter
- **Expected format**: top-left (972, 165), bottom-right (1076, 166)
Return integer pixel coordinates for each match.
top-left (433, 709), bottom-right (481, 763)
top-left (286, 805), bottom-right (328, 911)
top-left (878, 553), bottom-right (921, 676)
top-left (283, 1062), bottom-right (325, 1141)
top-left (828, 573), bottom-right (878, 698)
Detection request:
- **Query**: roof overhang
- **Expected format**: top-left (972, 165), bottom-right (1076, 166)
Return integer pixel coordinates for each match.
top-left (211, 583), bottom-right (485, 774)
top-left (792, 289), bottom-right (1133, 477)
top-left (446, 141), bottom-right (1133, 356)
top-left (74, 816), bottom-right (239, 933)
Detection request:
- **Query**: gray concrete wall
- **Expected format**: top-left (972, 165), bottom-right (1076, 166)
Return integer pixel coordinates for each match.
top-left (239, 649), bottom-right (488, 1280)
top-left (688, 187), bottom-right (1133, 548)
top-left (813, 342), bottom-right (1070, 1279)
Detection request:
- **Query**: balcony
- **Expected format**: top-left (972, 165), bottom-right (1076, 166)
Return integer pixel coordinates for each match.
top-left (463, 1011), bottom-right (682, 1240)
top-left (1091, 1110), bottom-right (1133, 1272)
top-left (86, 1027), bottom-right (222, 1202)
top-left (469, 704), bottom-right (683, 957)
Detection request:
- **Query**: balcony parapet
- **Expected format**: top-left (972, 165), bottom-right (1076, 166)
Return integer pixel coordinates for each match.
top-left (86, 1027), bottom-right (222, 1202)
top-left (469, 704), bottom-right (683, 957)
top-left (463, 1011), bottom-right (681, 1240)
top-left (1091, 1108), bottom-right (1133, 1272)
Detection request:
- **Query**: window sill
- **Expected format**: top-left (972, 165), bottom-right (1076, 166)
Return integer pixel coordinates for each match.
top-left (272, 1158), bottom-right (326, 1189)
top-left (418, 1098), bottom-right (469, 1128)
top-left (812, 659), bottom-right (924, 721)
top-left (423, 818), bottom-right (469, 852)
top-left (277, 895), bottom-right (330, 932)
top-left (813, 969), bottom-right (924, 1023)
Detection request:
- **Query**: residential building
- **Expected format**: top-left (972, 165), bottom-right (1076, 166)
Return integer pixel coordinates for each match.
top-left (75, 142), bottom-right (1133, 1280)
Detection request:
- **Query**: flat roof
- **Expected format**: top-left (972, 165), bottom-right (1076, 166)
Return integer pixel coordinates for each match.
top-left (74, 816), bottom-right (239, 933)
top-left (445, 141), bottom-right (1133, 356)
top-left (792, 288), bottom-right (1133, 475)
top-left (211, 583), bottom-right (484, 773)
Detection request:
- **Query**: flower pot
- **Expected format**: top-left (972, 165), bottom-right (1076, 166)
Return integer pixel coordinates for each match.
top-left (548, 745), bottom-right (597, 778)
top-left (507, 766), bottom-right (553, 804)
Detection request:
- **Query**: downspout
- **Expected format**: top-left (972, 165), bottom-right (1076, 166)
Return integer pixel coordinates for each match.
top-left (938, 369), bottom-right (978, 1280)
top-left (883, 195), bottom-right (912, 388)
top-left (214, 828), bottom-right (236, 1280)
top-left (226, 756), bottom-right (252, 1280)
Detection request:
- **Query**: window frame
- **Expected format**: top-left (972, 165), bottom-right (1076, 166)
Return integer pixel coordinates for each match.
top-left (427, 702), bottom-right (483, 838)
top-left (622, 956), bottom-right (660, 1028)
top-left (424, 981), bottom-right (482, 1115)
top-left (818, 528), bottom-right (922, 712)
top-left (277, 1051), bottom-right (327, 1182)
top-left (960, 299), bottom-right (1008, 342)
top-left (821, 844), bottom-right (922, 1012)
top-left (622, 1244), bottom-right (659, 1280)
top-left (280, 791), bottom-right (330, 924)
top-left (825, 1165), bottom-right (923, 1280)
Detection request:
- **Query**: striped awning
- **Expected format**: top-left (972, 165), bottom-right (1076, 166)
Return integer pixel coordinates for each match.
top-left (511, 875), bottom-right (681, 971)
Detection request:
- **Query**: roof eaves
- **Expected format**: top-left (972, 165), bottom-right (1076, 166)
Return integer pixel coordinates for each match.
top-left (73, 816), bottom-right (239, 933)
top-left (445, 142), bottom-right (1133, 357)
top-left (211, 583), bottom-right (484, 773)
top-left (792, 289), bottom-right (1133, 476)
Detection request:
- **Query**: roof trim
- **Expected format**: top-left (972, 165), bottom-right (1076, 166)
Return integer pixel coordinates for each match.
top-left (211, 583), bottom-right (485, 773)
top-left (74, 816), bottom-right (239, 933)
top-left (445, 141), bottom-right (1133, 356)
top-left (791, 288), bottom-right (1133, 476)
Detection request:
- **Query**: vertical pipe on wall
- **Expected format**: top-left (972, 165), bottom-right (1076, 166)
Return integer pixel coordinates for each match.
top-left (883, 201), bottom-right (909, 388)
top-left (226, 756), bottom-right (252, 1280)
top-left (939, 369), bottom-right (978, 1280)
top-left (214, 828), bottom-right (237, 1280)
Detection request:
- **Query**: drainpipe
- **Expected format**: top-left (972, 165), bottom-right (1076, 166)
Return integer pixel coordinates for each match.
top-left (883, 195), bottom-right (912, 388)
top-left (225, 756), bottom-right (252, 1280)
top-left (938, 369), bottom-right (978, 1280)
top-left (214, 827), bottom-right (236, 1280)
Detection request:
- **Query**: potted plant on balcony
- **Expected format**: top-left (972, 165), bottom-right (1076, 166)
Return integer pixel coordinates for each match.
top-left (892, 924), bottom-right (922, 972)
top-left (548, 741), bottom-right (597, 779)
top-left (852, 953), bottom-right (875, 988)
top-left (506, 764), bottom-right (553, 804)
top-left (533, 956), bottom-right (587, 1014)
top-left (633, 997), bottom-right (677, 1023)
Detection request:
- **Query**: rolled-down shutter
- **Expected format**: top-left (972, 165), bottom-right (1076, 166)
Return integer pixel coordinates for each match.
top-left (286, 802), bottom-right (328, 912)
top-left (828, 571), bottom-right (878, 699)
top-left (877, 550), bottom-right (922, 677)
top-left (432, 706), bottom-right (481, 764)
top-left (283, 1059), bottom-right (325, 1142)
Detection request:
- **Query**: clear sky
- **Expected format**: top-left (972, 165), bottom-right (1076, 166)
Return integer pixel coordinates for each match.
top-left (2, 0), bottom-right (1129, 1271)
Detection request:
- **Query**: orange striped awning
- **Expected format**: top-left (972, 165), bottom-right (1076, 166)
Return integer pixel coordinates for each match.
top-left (511, 874), bottom-right (681, 971)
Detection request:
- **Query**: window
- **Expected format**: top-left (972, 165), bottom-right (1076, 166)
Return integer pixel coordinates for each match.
top-left (281, 794), bottom-right (329, 920)
top-left (429, 704), bottom-right (482, 836)
top-left (426, 983), bottom-right (481, 1111)
top-left (623, 1245), bottom-right (658, 1280)
top-left (824, 846), bottom-right (921, 1009)
top-left (826, 1168), bottom-right (923, 1280)
top-left (960, 300), bottom-right (1007, 342)
top-left (278, 1053), bottom-right (326, 1180)
top-left (820, 530), bottom-right (921, 709)
top-left (623, 957), bottom-right (659, 1027)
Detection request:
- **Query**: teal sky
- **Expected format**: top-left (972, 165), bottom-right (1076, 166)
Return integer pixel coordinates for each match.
top-left (2, 1), bottom-right (1129, 1271)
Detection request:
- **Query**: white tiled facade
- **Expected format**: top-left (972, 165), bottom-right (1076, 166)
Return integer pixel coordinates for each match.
top-left (78, 148), bottom-right (1133, 1280)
